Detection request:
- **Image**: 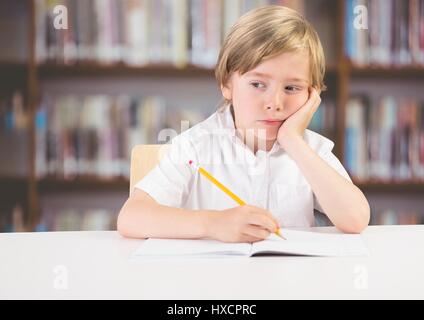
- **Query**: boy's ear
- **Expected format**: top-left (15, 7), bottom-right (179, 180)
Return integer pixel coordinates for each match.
top-left (221, 82), bottom-right (232, 101)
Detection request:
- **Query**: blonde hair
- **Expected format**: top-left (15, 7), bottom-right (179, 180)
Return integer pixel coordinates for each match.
top-left (215, 5), bottom-right (326, 108)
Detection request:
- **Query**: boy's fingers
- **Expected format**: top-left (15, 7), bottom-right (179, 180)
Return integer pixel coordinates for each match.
top-left (249, 206), bottom-right (280, 228)
top-left (250, 207), bottom-right (280, 232)
top-left (240, 235), bottom-right (263, 243)
top-left (242, 225), bottom-right (270, 240)
top-left (309, 87), bottom-right (320, 101)
top-left (263, 212), bottom-right (280, 229)
top-left (268, 213), bottom-right (280, 228)
top-left (298, 87), bottom-right (318, 114)
top-left (307, 88), bottom-right (321, 114)
top-left (310, 88), bottom-right (320, 103)
top-left (314, 88), bottom-right (321, 102)
top-left (247, 212), bottom-right (278, 233)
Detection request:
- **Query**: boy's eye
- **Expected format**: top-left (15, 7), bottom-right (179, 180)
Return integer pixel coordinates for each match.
top-left (250, 82), bottom-right (266, 89)
top-left (285, 86), bottom-right (301, 92)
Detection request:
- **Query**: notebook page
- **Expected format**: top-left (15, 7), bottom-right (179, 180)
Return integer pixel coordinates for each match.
top-left (251, 229), bottom-right (369, 257)
top-left (132, 238), bottom-right (252, 258)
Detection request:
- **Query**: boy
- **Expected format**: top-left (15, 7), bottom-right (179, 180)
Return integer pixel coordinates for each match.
top-left (118, 6), bottom-right (370, 242)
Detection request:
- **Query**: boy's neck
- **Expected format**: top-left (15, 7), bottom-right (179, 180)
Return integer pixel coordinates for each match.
top-left (235, 129), bottom-right (275, 155)
top-left (229, 105), bottom-right (275, 155)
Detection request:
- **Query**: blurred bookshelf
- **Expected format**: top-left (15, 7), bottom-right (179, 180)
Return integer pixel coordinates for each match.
top-left (38, 63), bottom-right (216, 78)
top-left (1, 0), bottom-right (424, 232)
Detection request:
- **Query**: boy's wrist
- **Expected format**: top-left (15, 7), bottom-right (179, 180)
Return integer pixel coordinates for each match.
top-left (200, 210), bottom-right (219, 239)
top-left (279, 133), bottom-right (305, 155)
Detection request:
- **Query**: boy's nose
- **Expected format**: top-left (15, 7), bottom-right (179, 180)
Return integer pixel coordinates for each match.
top-left (266, 98), bottom-right (283, 111)
top-left (265, 92), bottom-right (283, 111)
top-left (266, 105), bottom-right (281, 111)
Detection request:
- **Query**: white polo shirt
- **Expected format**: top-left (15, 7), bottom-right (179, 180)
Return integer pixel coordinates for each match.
top-left (135, 104), bottom-right (352, 227)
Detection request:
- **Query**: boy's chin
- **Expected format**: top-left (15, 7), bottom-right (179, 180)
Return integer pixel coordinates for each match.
top-left (253, 130), bottom-right (278, 141)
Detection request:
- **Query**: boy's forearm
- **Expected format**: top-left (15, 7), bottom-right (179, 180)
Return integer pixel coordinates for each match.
top-left (281, 134), bottom-right (370, 233)
top-left (117, 198), bottom-right (213, 239)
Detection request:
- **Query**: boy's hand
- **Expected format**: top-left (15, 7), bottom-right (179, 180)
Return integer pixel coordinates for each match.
top-left (206, 205), bottom-right (280, 243)
top-left (277, 87), bottom-right (321, 149)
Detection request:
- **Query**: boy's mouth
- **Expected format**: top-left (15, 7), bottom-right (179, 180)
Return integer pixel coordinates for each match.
top-left (258, 119), bottom-right (284, 126)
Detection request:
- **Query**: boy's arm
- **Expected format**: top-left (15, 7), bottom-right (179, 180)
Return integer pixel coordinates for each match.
top-left (281, 134), bottom-right (370, 234)
top-left (117, 189), bottom-right (211, 239)
top-left (277, 88), bottom-right (370, 233)
top-left (117, 189), bottom-right (279, 242)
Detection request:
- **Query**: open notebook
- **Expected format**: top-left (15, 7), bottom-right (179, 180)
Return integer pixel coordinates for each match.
top-left (131, 229), bottom-right (369, 258)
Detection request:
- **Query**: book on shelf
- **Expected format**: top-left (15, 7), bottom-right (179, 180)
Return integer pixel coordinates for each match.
top-left (308, 99), bottom-right (336, 135)
top-left (35, 208), bottom-right (117, 232)
top-left (35, 94), bottom-right (207, 179)
top-left (345, 0), bottom-right (424, 67)
top-left (0, 91), bottom-right (30, 176)
top-left (34, 0), bottom-right (239, 67)
top-left (0, 205), bottom-right (26, 233)
top-left (0, 91), bottom-right (28, 133)
top-left (372, 209), bottom-right (424, 225)
top-left (345, 95), bottom-right (424, 181)
top-left (33, 0), bottom-right (334, 68)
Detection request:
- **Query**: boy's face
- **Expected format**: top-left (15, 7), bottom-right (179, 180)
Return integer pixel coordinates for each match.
top-left (221, 50), bottom-right (310, 143)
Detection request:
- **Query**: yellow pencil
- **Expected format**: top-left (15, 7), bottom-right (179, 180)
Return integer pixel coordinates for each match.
top-left (189, 160), bottom-right (285, 240)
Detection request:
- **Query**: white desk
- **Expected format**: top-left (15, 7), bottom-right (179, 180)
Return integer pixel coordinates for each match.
top-left (0, 225), bottom-right (423, 299)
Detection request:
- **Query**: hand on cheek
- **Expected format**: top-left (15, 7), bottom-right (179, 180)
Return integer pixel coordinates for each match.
top-left (277, 87), bottom-right (321, 148)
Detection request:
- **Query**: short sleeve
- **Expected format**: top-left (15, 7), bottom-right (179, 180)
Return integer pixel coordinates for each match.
top-left (134, 135), bottom-right (197, 208)
top-left (313, 143), bottom-right (353, 213)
